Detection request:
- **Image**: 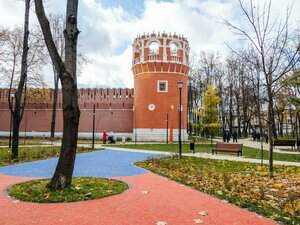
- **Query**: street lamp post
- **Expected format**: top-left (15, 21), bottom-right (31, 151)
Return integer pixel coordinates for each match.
top-left (9, 93), bottom-right (14, 148)
top-left (166, 113), bottom-right (169, 144)
top-left (133, 106), bottom-right (137, 145)
top-left (92, 104), bottom-right (95, 149)
top-left (177, 80), bottom-right (183, 158)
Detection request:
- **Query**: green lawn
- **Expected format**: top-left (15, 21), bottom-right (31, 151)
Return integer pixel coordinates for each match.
top-left (107, 143), bottom-right (300, 162)
top-left (0, 146), bottom-right (97, 166)
top-left (0, 138), bottom-right (50, 146)
top-left (135, 156), bottom-right (300, 225)
top-left (8, 177), bottom-right (128, 203)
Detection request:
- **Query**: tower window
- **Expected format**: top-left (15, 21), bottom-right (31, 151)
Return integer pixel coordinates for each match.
top-left (149, 42), bottom-right (159, 55)
top-left (157, 80), bottom-right (168, 92)
top-left (170, 43), bottom-right (178, 55)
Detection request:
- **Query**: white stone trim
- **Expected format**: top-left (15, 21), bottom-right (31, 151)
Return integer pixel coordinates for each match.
top-left (141, 40), bottom-right (145, 63)
top-left (157, 80), bottom-right (168, 92)
top-left (0, 131), bottom-right (133, 140)
top-left (132, 128), bottom-right (188, 142)
top-left (163, 38), bottom-right (167, 61)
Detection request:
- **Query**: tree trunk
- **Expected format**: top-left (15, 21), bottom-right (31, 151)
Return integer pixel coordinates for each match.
top-left (271, 106), bottom-right (277, 140)
top-left (267, 86), bottom-right (274, 177)
top-left (229, 83), bottom-right (233, 134)
top-left (12, 111), bottom-right (21, 159)
top-left (11, 0), bottom-right (30, 159)
top-left (50, 71), bottom-right (59, 140)
top-left (35, 0), bottom-right (80, 189)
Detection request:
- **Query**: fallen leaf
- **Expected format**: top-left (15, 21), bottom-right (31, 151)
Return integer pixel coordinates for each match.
top-left (156, 221), bottom-right (168, 225)
top-left (220, 200), bottom-right (229, 203)
top-left (198, 211), bottom-right (208, 216)
top-left (194, 218), bottom-right (203, 224)
top-left (141, 190), bottom-right (149, 195)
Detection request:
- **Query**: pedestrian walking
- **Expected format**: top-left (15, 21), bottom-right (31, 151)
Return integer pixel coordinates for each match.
top-left (264, 132), bottom-right (268, 144)
top-left (223, 130), bottom-right (227, 142)
top-left (232, 130), bottom-right (238, 143)
top-left (256, 132), bottom-right (261, 141)
top-left (252, 131), bottom-right (256, 141)
top-left (226, 130), bottom-right (230, 143)
top-left (102, 131), bottom-right (107, 144)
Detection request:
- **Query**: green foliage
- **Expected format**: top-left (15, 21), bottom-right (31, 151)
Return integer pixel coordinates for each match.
top-left (195, 84), bottom-right (221, 138)
top-left (136, 157), bottom-right (300, 225)
top-left (8, 177), bottom-right (128, 203)
top-left (284, 70), bottom-right (300, 113)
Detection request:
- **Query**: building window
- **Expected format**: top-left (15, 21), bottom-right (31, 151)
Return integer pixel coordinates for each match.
top-left (157, 80), bottom-right (168, 92)
top-left (149, 42), bottom-right (159, 55)
top-left (170, 42), bottom-right (178, 55)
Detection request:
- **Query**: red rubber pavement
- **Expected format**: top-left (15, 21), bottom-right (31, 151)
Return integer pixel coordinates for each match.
top-left (0, 173), bottom-right (277, 225)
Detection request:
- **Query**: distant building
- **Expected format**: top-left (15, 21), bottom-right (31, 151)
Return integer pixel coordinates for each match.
top-left (0, 32), bottom-right (190, 141)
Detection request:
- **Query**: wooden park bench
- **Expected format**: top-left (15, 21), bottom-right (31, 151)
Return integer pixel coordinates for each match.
top-left (273, 140), bottom-right (295, 149)
top-left (212, 143), bottom-right (243, 156)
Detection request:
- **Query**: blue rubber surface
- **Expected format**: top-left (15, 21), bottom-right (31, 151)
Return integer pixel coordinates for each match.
top-left (0, 150), bottom-right (160, 178)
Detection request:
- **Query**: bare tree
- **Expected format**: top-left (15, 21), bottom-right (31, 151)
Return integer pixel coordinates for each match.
top-left (47, 14), bottom-right (88, 140)
top-left (8, 0), bottom-right (31, 159)
top-left (48, 14), bottom-right (65, 140)
top-left (35, 0), bottom-right (80, 189)
top-left (0, 24), bottom-right (46, 156)
top-left (223, 0), bottom-right (300, 177)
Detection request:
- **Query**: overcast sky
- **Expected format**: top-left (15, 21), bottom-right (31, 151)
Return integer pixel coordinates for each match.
top-left (0, 0), bottom-right (299, 88)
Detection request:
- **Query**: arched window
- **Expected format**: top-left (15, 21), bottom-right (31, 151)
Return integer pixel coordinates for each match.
top-left (170, 42), bottom-right (178, 55)
top-left (135, 45), bottom-right (140, 52)
top-left (149, 42), bottom-right (159, 55)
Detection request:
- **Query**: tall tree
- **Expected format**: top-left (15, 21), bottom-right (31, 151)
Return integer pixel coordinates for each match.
top-left (198, 83), bottom-right (220, 143)
top-left (48, 14), bottom-right (65, 140)
top-left (47, 14), bottom-right (88, 140)
top-left (223, 0), bottom-right (299, 177)
top-left (35, 0), bottom-right (80, 189)
top-left (9, 0), bottom-right (31, 159)
top-left (0, 24), bottom-right (46, 155)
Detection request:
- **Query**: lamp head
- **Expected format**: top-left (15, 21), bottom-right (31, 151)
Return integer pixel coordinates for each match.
top-left (177, 80), bottom-right (183, 89)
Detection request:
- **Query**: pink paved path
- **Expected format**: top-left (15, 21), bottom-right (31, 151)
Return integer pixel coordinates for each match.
top-left (0, 173), bottom-right (277, 225)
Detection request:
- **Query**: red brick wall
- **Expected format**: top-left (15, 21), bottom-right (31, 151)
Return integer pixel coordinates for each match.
top-left (0, 88), bottom-right (134, 133)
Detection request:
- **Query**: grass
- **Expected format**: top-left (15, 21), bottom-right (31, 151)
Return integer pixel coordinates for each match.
top-left (0, 146), bottom-right (97, 166)
top-left (0, 138), bottom-right (50, 146)
top-left (8, 177), bottom-right (129, 203)
top-left (135, 156), bottom-right (300, 225)
top-left (107, 143), bottom-right (300, 162)
top-left (0, 138), bottom-right (106, 146)
top-left (0, 140), bottom-right (125, 204)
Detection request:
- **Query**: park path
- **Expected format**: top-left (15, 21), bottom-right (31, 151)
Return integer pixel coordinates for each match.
top-left (0, 150), bottom-right (279, 225)
top-left (0, 172), bottom-right (276, 225)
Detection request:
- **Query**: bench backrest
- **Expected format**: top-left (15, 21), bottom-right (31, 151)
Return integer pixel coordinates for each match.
top-left (274, 140), bottom-right (295, 145)
top-left (216, 143), bottom-right (243, 150)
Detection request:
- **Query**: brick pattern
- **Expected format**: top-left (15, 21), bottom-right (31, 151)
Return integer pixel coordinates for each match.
top-left (0, 88), bottom-right (134, 133)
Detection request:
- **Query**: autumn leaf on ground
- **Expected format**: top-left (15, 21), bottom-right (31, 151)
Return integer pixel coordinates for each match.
top-left (156, 221), bottom-right (168, 225)
top-left (198, 211), bottom-right (208, 216)
top-left (194, 218), bottom-right (204, 224)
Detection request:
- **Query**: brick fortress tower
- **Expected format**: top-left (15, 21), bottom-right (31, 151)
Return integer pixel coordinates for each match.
top-left (132, 32), bottom-right (190, 141)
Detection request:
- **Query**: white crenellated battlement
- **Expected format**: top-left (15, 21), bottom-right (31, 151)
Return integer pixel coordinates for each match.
top-left (132, 31), bottom-right (190, 69)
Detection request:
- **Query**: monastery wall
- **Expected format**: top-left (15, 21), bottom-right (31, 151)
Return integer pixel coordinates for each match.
top-left (0, 88), bottom-right (134, 137)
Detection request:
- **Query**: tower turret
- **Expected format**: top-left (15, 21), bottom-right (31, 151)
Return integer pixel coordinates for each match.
top-left (132, 32), bottom-right (190, 141)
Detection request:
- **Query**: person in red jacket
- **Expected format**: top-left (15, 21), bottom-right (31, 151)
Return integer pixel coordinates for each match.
top-left (102, 131), bottom-right (107, 144)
